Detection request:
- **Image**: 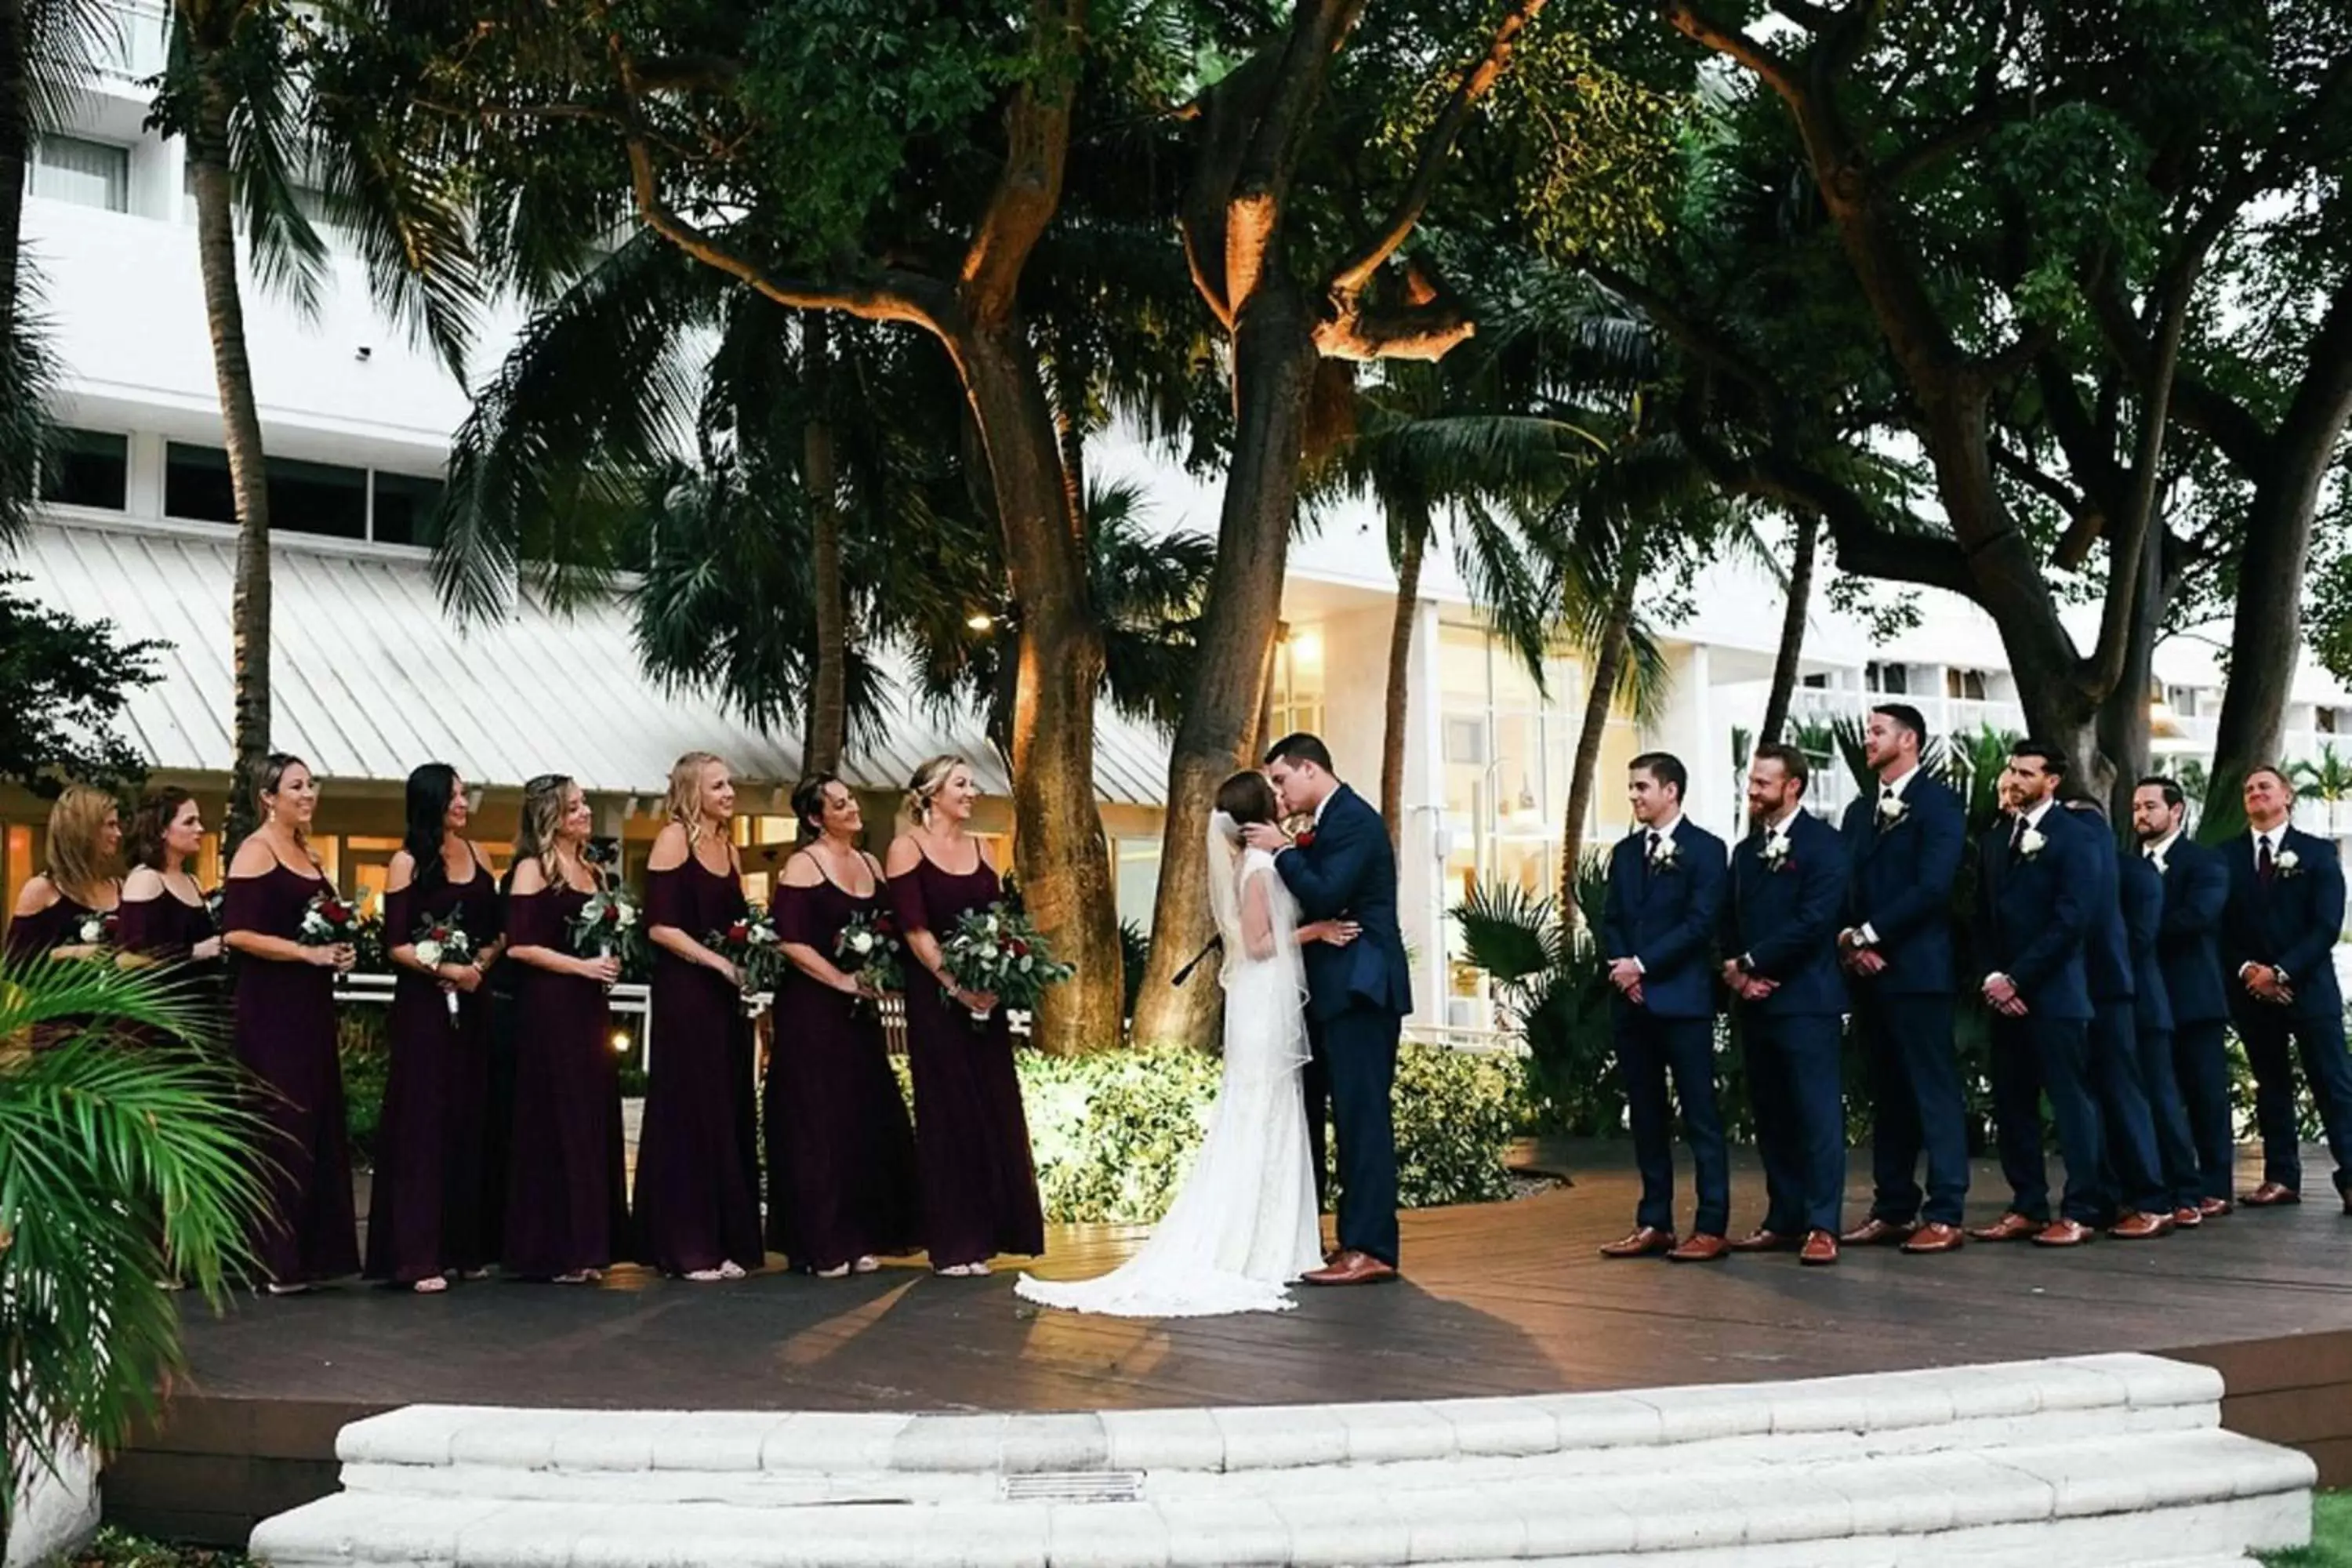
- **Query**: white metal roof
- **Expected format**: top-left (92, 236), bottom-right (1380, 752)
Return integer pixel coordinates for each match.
top-left (20, 514), bottom-right (1175, 804)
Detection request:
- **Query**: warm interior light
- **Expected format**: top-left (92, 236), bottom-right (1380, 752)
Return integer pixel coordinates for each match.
top-left (610, 1032), bottom-right (630, 1054)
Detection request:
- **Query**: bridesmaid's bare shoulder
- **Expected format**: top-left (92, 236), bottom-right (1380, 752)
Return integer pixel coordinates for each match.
top-left (506, 856), bottom-right (551, 897)
top-left (646, 821), bottom-right (691, 873)
top-left (384, 849), bottom-right (417, 895)
top-left (121, 866), bottom-right (167, 903)
top-left (883, 834), bottom-right (925, 878)
top-left (12, 874), bottom-right (58, 918)
top-left (226, 836), bottom-right (279, 880)
top-left (779, 849), bottom-right (825, 889)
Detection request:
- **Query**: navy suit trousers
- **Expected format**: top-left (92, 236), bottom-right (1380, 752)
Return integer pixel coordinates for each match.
top-left (1741, 1012), bottom-right (1845, 1236)
top-left (1616, 1009), bottom-right (1728, 1236)
top-left (2169, 1019), bottom-right (2234, 1203)
top-left (1856, 989), bottom-right (1969, 1226)
top-left (2089, 1000), bottom-right (2168, 1217)
top-left (2234, 1007), bottom-right (2352, 1197)
top-left (1990, 1012), bottom-right (2107, 1225)
top-left (1303, 1004), bottom-right (1402, 1265)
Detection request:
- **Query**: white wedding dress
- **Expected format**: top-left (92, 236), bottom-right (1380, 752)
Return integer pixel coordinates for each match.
top-left (1015, 826), bottom-right (1323, 1317)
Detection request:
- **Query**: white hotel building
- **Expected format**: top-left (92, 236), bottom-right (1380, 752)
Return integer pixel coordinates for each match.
top-left (14, 16), bottom-right (2352, 1036)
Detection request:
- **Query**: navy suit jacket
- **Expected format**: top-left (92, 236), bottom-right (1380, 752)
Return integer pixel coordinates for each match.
top-left (2154, 835), bottom-right (2230, 1026)
top-left (1723, 808), bottom-right (1849, 1018)
top-left (1973, 804), bottom-right (2095, 1022)
top-left (1601, 816), bottom-right (1729, 1021)
top-left (1839, 770), bottom-right (1965, 995)
top-left (2072, 809), bottom-right (2135, 1006)
top-left (2118, 849), bottom-right (2172, 1034)
top-left (2220, 826), bottom-right (2347, 1025)
top-left (1273, 783), bottom-right (1412, 1023)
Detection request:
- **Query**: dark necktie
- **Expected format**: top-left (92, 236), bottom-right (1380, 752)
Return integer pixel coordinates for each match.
top-left (2258, 835), bottom-right (2275, 883)
top-left (2009, 814), bottom-right (2027, 858)
top-left (1644, 829), bottom-right (1661, 874)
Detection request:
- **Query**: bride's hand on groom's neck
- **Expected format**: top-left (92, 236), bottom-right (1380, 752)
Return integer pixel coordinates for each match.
top-left (1241, 822), bottom-right (1291, 855)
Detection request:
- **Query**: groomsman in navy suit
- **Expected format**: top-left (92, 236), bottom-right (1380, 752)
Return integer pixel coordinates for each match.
top-left (2115, 810), bottom-right (2205, 1227)
top-left (2068, 799), bottom-right (2175, 1238)
top-left (1968, 742), bottom-right (2109, 1247)
top-left (1719, 742), bottom-right (1851, 1265)
top-left (2133, 776), bottom-right (2236, 1214)
top-left (1598, 753), bottom-right (1732, 1262)
top-left (2220, 764), bottom-right (2352, 1211)
top-left (1835, 703), bottom-right (1970, 1254)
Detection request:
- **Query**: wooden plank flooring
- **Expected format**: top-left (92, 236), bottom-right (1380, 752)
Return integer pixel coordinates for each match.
top-left (169, 1147), bottom-right (2352, 1416)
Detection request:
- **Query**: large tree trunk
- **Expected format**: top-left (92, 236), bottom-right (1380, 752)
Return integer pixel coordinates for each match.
top-left (2093, 523), bottom-right (2170, 821)
top-left (1378, 503), bottom-right (1428, 849)
top-left (953, 318), bottom-right (1123, 1054)
top-left (2203, 287), bottom-right (2352, 844)
top-left (1560, 522), bottom-right (1646, 911)
top-left (1756, 510), bottom-right (1819, 746)
top-left (1129, 289), bottom-right (1320, 1050)
top-left (190, 57), bottom-right (274, 847)
top-left (800, 314), bottom-right (847, 779)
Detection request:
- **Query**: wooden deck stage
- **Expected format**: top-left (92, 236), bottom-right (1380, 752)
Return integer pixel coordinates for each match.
top-left (115, 1146), bottom-right (2352, 1544)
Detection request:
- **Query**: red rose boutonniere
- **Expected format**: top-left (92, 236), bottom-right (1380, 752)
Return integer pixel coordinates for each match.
top-left (1293, 828), bottom-right (1317, 850)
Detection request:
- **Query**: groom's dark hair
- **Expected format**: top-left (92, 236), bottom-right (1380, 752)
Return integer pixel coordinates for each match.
top-left (1217, 770), bottom-right (1280, 826)
top-left (1262, 732), bottom-right (1334, 774)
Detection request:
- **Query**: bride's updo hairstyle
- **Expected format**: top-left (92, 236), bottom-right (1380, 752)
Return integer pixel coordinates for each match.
top-left (1215, 770), bottom-right (1279, 829)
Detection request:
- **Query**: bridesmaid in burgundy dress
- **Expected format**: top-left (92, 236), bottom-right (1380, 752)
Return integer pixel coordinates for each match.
top-left (221, 754), bottom-right (361, 1294)
top-left (885, 755), bottom-right (1045, 1276)
top-left (5, 783), bottom-right (125, 965)
top-left (117, 786), bottom-right (226, 1044)
top-left (635, 752), bottom-right (764, 1280)
top-left (767, 772), bottom-right (920, 1276)
top-left (500, 774), bottom-right (627, 1284)
top-left (365, 764), bottom-right (505, 1293)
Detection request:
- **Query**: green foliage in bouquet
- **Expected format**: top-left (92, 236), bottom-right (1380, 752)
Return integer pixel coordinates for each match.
top-left (938, 900), bottom-right (1073, 1013)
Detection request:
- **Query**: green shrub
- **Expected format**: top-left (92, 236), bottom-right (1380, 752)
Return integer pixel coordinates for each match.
top-left (337, 1007), bottom-right (390, 1164)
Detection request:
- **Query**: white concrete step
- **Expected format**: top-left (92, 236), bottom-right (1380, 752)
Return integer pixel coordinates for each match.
top-left (246, 1355), bottom-right (2318, 1568)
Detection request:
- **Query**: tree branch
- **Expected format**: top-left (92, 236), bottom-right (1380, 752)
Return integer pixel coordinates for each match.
top-left (959, 0), bottom-right (1084, 322)
top-left (1325, 0), bottom-right (1548, 299)
top-left (1653, 1), bottom-right (1803, 106)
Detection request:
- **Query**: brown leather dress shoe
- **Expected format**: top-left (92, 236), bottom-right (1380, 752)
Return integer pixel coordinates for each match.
top-left (1301, 1249), bottom-right (1399, 1287)
top-left (2031, 1218), bottom-right (2096, 1247)
top-left (1798, 1230), bottom-right (1838, 1266)
top-left (1730, 1228), bottom-right (1798, 1253)
top-left (2171, 1206), bottom-right (2203, 1229)
top-left (2198, 1196), bottom-right (2233, 1218)
top-left (2109, 1210), bottom-right (2175, 1240)
top-left (1900, 1222), bottom-right (1965, 1254)
top-left (1599, 1226), bottom-right (1676, 1259)
top-left (1666, 1232), bottom-right (1730, 1263)
top-left (2241, 1182), bottom-right (2300, 1207)
top-left (1839, 1217), bottom-right (1918, 1247)
top-left (1967, 1211), bottom-right (2044, 1242)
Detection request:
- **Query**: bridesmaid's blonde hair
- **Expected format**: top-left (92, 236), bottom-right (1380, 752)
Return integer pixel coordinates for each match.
top-left (905, 754), bottom-right (967, 826)
top-left (45, 784), bottom-right (119, 902)
top-left (663, 752), bottom-right (726, 844)
top-left (514, 774), bottom-right (577, 885)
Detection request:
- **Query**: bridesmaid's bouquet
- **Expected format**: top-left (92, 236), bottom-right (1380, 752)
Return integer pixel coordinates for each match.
top-left (569, 884), bottom-right (643, 967)
top-left (833, 907), bottom-right (905, 1009)
top-left (412, 912), bottom-right (477, 1021)
top-left (709, 904), bottom-right (783, 995)
top-left (938, 902), bottom-right (1073, 1029)
top-left (298, 887), bottom-right (363, 948)
top-left (74, 909), bottom-right (119, 949)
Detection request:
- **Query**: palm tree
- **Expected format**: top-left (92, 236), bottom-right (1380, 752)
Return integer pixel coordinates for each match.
top-left (150, 0), bottom-right (476, 840)
top-left (1, 957), bottom-right (269, 1537)
top-left (2292, 742), bottom-right (2352, 804)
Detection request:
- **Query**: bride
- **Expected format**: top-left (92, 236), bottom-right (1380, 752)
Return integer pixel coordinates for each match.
top-left (1015, 770), bottom-right (1348, 1316)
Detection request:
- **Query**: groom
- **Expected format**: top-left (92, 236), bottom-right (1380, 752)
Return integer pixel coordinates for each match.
top-left (1244, 733), bottom-right (1413, 1286)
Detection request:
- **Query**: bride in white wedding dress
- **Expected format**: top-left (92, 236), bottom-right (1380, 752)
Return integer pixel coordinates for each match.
top-left (1015, 772), bottom-right (1331, 1317)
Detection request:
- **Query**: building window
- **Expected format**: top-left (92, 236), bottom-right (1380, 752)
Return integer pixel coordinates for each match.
top-left (1866, 660), bottom-right (1907, 695)
top-left (1946, 667), bottom-right (1988, 702)
top-left (167, 443), bottom-right (434, 544)
top-left (28, 136), bottom-right (129, 212)
top-left (1113, 838), bottom-right (1160, 932)
top-left (1267, 627), bottom-right (1327, 739)
top-left (371, 470), bottom-right (446, 546)
top-left (38, 428), bottom-right (129, 510)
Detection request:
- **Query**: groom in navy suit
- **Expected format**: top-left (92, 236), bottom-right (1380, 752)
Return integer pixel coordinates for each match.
top-left (1247, 733), bottom-right (1413, 1286)
top-left (2220, 764), bottom-right (2352, 1210)
top-left (1598, 752), bottom-right (1732, 1262)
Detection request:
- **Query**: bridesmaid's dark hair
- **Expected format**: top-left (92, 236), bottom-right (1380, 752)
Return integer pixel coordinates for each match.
top-left (792, 771), bottom-right (846, 836)
top-left (402, 764), bottom-right (461, 898)
top-left (127, 786), bottom-right (198, 872)
top-left (1216, 770), bottom-right (1279, 827)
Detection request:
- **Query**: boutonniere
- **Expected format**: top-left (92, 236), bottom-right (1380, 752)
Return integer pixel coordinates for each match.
top-left (1647, 833), bottom-right (1680, 870)
top-left (1292, 827), bottom-right (1317, 851)
top-left (1760, 834), bottom-right (1793, 873)
top-left (1876, 794), bottom-right (1909, 828)
top-left (2017, 828), bottom-right (2047, 861)
top-left (2276, 847), bottom-right (2302, 877)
